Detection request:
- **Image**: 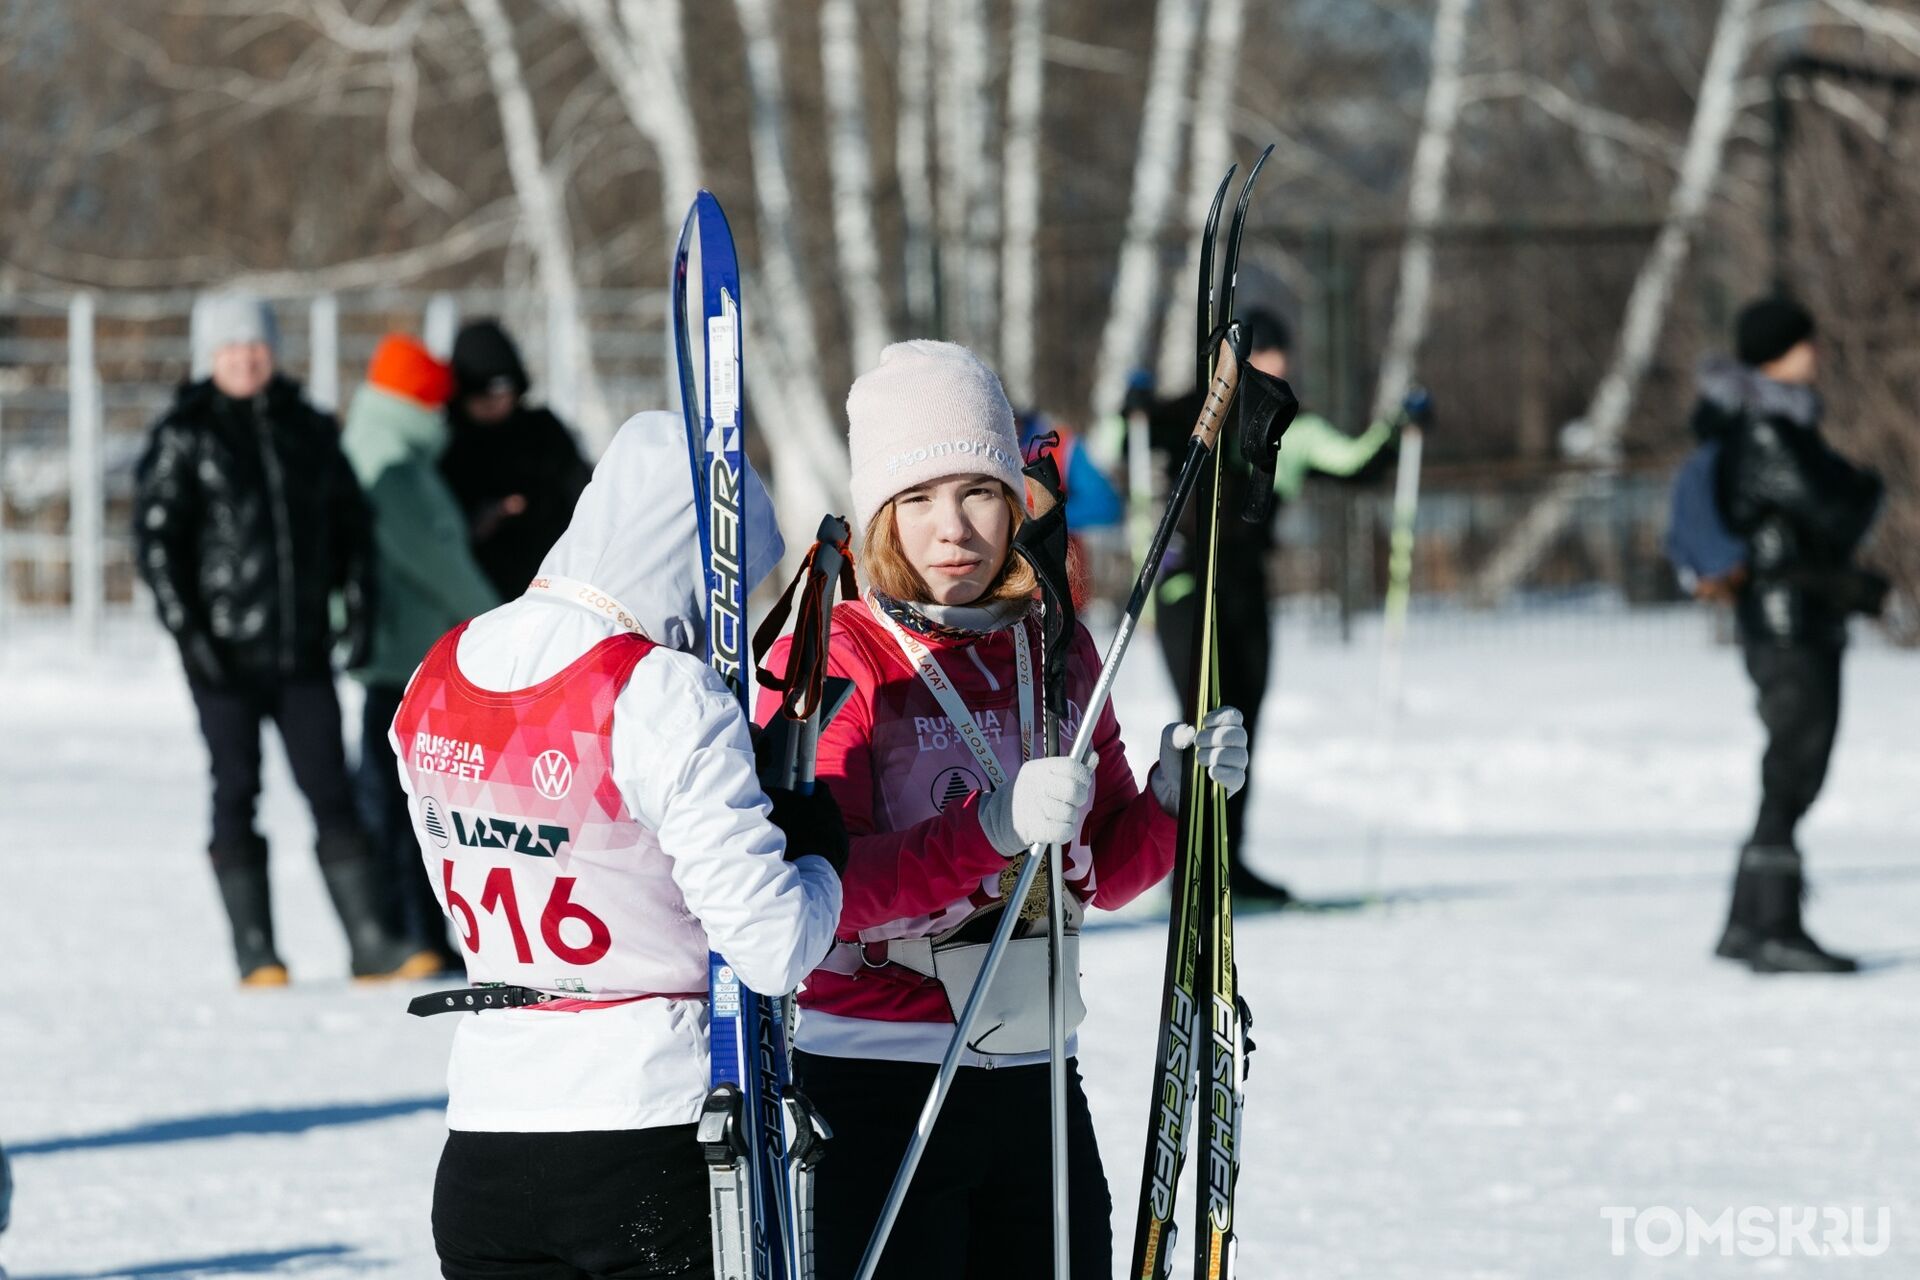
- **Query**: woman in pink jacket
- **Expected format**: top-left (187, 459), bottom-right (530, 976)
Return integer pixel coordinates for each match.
top-left (758, 341), bottom-right (1247, 1279)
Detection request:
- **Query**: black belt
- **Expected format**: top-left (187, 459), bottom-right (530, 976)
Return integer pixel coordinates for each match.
top-left (407, 984), bottom-right (557, 1017)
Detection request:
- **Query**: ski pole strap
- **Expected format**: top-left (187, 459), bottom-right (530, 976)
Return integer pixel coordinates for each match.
top-left (1013, 452), bottom-right (1076, 717)
top-left (1234, 364), bottom-right (1300, 525)
top-left (752, 515), bottom-right (857, 720)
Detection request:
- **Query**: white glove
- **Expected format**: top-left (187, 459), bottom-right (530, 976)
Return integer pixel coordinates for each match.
top-left (977, 752), bottom-right (1099, 855)
top-left (1150, 706), bottom-right (1249, 814)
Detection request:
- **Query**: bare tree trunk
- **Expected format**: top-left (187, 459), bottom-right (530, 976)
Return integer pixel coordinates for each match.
top-left (463, 0), bottom-right (613, 449)
top-left (895, 0), bottom-right (937, 337)
top-left (1473, 0), bottom-right (1759, 602)
top-left (561, 0), bottom-right (848, 531)
top-left (936, 0), bottom-right (998, 356)
top-left (1087, 0), bottom-right (1203, 427)
top-left (732, 0), bottom-right (852, 487)
top-left (821, 0), bottom-right (891, 371)
top-left (999, 0), bottom-right (1046, 405)
top-left (1154, 0), bottom-right (1245, 391)
top-left (1369, 0), bottom-right (1475, 425)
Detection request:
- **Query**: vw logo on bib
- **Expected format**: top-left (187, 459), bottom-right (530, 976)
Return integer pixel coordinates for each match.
top-left (532, 750), bottom-right (575, 801)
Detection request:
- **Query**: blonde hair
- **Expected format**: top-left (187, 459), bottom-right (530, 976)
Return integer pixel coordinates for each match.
top-left (861, 484), bottom-right (1038, 605)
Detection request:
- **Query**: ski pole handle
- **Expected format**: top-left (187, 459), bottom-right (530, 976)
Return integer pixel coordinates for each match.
top-left (1024, 469), bottom-right (1062, 519)
top-left (1189, 333), bottom-right (1242, 453)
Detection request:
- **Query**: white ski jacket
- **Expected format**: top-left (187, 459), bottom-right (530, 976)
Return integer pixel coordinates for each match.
top-left (407, 411), bottom-right (842, 1132)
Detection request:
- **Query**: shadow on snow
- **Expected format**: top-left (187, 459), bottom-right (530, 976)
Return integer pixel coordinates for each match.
top-left (15, 1244), bottom-right (373, 1278)
top-left (9, 1096), bottom-right (446, 1158)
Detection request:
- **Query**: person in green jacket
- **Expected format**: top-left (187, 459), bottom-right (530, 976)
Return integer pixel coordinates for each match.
top-left (342, 334), bottom-right (501, 971)
top-left (1133, 309), bottom-right (1399, 903)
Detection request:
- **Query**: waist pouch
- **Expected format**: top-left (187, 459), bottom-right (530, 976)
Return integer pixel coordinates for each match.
top-left (885, 931), bottom-right (1085, 1056)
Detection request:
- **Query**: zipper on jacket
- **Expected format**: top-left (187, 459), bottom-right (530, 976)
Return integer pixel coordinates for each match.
top-left (254, 400), bottom-right (299, 674)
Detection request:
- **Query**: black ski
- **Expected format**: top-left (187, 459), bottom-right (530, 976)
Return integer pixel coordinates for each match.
top-left (1129, 145), bottom-right (1285, 1280)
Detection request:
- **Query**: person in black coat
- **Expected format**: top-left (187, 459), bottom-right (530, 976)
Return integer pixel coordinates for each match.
top-left (134, 292), bottom-right (431, 985)
top-left (1136, 310), bottom-right (1398, 903)
top-left (439, 319), bottom-right (593, 598)
top-left (1694, 297), bottom-right (1887, 974)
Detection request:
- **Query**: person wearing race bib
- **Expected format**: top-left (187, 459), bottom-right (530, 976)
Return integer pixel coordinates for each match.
top-left (757, 341), bottom-right (1248, 1280)
top-left (393, 411), bottom-right (846, 1279)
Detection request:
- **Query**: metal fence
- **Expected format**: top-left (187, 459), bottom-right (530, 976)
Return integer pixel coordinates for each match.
top-left (0, 286), bottom-right (672, 646)
top-left (2, 285), bottom-right (1722, 652)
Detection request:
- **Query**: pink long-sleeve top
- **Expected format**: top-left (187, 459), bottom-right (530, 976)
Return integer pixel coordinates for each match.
top-left (755, 597), bottom-right (1176, 1064)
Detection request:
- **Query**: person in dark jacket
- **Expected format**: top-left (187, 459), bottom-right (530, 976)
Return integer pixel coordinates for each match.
top-left (343, 334), bottom-right (500, 973)
top-left (133, 292), bottom-right (434, 986)
top-left (1138, 309), bottom-right (1398, 902)
top-left (439, 319), bottom-right (593, 598)
top-left (1694, 297), bottom-right (1887, 974)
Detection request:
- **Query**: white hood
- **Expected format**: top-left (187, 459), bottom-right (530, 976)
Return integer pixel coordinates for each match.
top-left (535, 409), bottom-right (784, 654)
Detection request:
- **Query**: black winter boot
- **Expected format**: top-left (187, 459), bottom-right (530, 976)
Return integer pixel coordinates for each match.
top-left (213, 863), bottom-right (288, 986)
top-left (317, 842), bottom-right (438, 980)
top-left (1741, 845), bottom-right (1858, 975)
top-left (1713, 855), bottom-right (1763, 962)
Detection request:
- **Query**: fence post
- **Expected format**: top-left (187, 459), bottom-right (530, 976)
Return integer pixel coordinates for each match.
top-left (69, 292), bottom-right (103, 650)
top-left (0, 397), bottom-right (8, 641)
top-left (309, 294), bottom-right (340, 413)
top-left (424, 292), bottom-right (460, 358)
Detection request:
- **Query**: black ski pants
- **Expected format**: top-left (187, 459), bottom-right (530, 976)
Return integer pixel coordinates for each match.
top-left (1743, 642), bottom-right (1845, 848)
top-left (1156, 573), bottom-right (1270, 863)
top-left (187, 676), bottom-right (363, 867)
top-left (356, 681), bottom-right (453, 951)
top-left (795, 1051), bottom-right (1112, 1280)
top-left (434, 1126), bottom-right (712, 1279)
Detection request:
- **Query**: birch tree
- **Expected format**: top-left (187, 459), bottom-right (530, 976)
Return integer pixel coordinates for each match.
top-left (1369, 0), bottom-right (1474, 424)
top-left (731, 0), bottom-right (853, 496)
top-left (998, 0), bottom-right (1047, 405)
top-left (896, 0), bottom-right (938, 336)
top-left (821, 0), bottom-right (892, 371)
top-left (1154, 0), bottom-right (1246, 391)
top-left (462, 0), bottom-right (613, 448)
top-left (1473, 0), bottom-right (1760, 602)
top-left (936, 0), bottom-right (999, 356)
top-left (1087, 0), bottom-right (1204, 426)
top-left (560, 0), bottom-right (849, 532)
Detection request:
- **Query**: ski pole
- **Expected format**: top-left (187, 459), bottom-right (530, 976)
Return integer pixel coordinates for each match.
top-left (854, 328), bottom-right (1260, 1280)
top-left (1366, 387), bottom-right (1432, 902)
top-left (1016, 457), bottom-right (1075, 1280)
top-left (1377, 387), bottom-right (1431, 711)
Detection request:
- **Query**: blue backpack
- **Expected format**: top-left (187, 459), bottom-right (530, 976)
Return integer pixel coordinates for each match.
top-left (1664, 441), bottom-right (1747, 596)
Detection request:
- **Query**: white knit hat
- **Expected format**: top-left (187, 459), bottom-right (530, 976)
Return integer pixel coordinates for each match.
top-left (846, 340), bottom-right (1023, 534)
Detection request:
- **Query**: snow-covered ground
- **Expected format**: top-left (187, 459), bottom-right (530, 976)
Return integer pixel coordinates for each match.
top-left (4, 611), bottom-right (1917, 1278)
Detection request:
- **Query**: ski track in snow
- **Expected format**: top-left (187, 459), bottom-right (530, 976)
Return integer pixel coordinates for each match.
top-left (3, 613), bottom-right (1916, 1278)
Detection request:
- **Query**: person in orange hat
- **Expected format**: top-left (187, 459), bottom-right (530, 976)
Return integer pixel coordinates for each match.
top-left (343, 334), bottom-right (502, 974)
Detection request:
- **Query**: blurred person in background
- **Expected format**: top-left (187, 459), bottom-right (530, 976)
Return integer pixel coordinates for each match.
top-left (1694, 297), bottom-right (1888, 974)
top-left (1132, 308), bottom-right (1399, 903)
top-left (133, 292), bottom-right (431, 985)
top-left (440, 319), bottom-right (592, 598)
top-left (342, 335), bottom-right (500, 975)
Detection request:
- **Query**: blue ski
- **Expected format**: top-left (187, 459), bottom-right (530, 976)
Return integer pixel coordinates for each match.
top-left (675, 191), bottom-right (801, 1280)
